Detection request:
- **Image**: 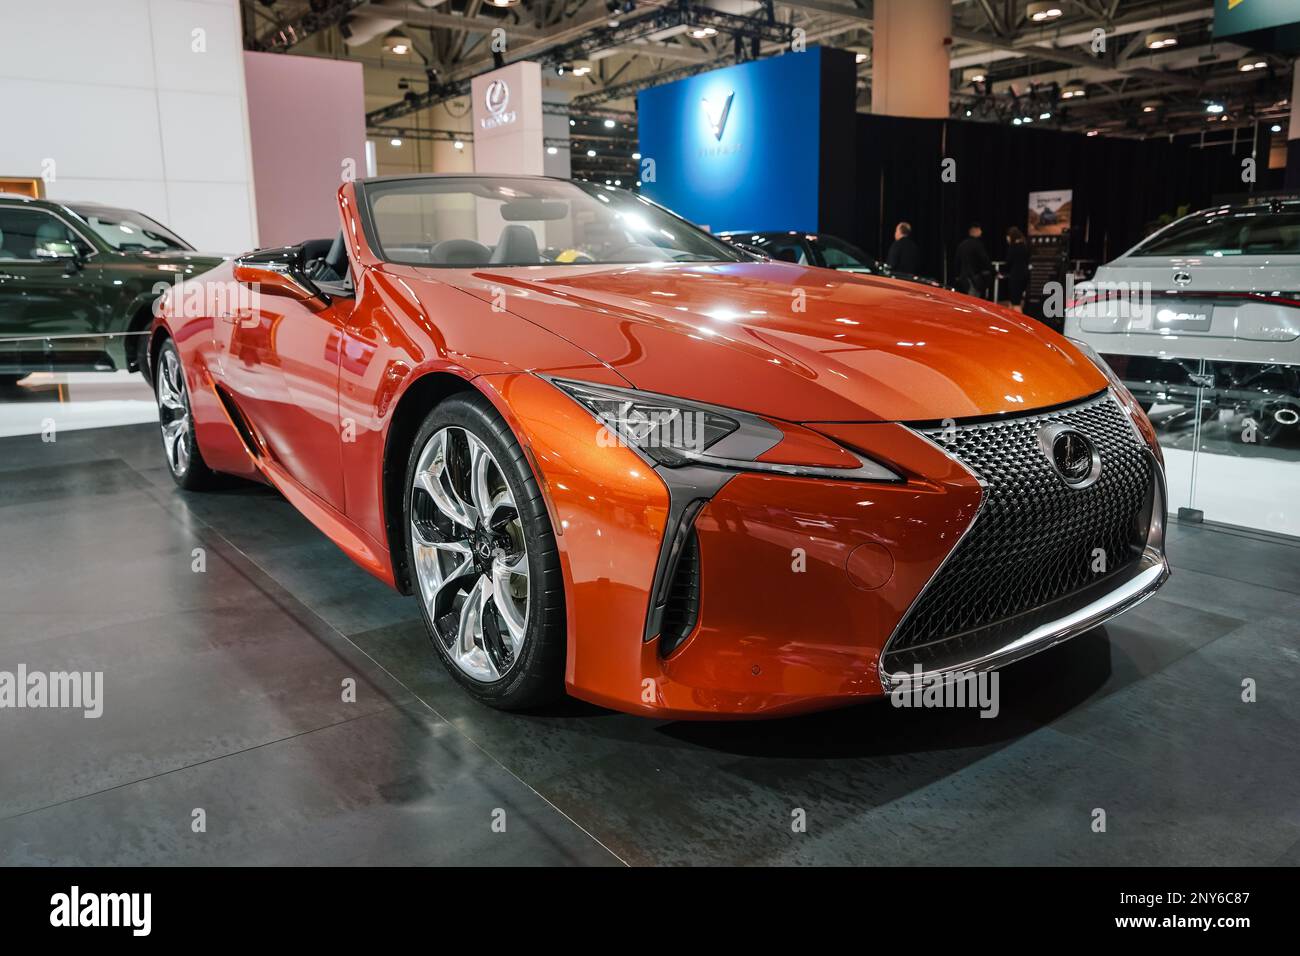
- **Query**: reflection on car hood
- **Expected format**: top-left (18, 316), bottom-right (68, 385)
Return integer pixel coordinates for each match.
top-left (417, 261), bottom-right (1106, 423)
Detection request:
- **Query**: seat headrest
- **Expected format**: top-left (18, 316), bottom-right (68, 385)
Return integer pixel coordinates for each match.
top-left (490, 224), bottom-right (540, 265)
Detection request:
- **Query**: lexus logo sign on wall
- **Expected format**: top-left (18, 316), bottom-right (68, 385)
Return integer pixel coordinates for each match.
top-left (485, 79), bottom-right (509, 116)
top-left (480, 78), bottom-right (516, 130)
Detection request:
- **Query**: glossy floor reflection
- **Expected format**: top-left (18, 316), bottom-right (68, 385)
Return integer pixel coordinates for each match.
top-left (0, 423), bottom-right (1297, 865)
top-left (0, 371), bottom-right (157, 439)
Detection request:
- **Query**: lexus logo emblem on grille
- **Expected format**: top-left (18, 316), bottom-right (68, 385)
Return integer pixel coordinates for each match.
top-left (1173, 270), bottom-right (1192, 286)
top-left (1039, 424), bottom-right (1100, 488)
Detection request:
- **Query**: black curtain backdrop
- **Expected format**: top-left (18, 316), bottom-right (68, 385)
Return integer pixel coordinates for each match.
top-left (848, 114), bottom-right (1281, 283)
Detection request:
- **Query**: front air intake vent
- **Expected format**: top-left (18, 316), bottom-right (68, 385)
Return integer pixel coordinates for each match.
top-left (658, 526), bottom-right (701, 656)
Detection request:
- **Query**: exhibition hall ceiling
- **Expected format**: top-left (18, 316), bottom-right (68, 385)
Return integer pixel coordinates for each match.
top-left (243, 1), bottom-right (1291, 181)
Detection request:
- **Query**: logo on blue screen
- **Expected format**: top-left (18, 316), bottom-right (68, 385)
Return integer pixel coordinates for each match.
top-left (701, 91), bottom-right (734, 140)
top-left (638, 50), bottom-right (823, 233)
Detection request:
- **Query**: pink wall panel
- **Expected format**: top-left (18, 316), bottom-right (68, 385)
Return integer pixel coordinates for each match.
top-left (243, 51), bottom-right (366, 249)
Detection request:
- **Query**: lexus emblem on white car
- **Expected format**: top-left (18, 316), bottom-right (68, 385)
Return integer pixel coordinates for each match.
top-left (1173, 270), bottom-right (1192, 286)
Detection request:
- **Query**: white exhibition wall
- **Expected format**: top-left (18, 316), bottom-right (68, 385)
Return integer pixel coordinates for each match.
top-left (0, 0), bottom-right (258, 254)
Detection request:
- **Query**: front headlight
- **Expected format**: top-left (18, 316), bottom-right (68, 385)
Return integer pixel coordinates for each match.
top-left (550, 378), bottom-right (900, 481)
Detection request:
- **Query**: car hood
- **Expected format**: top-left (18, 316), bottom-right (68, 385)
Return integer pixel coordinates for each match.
top-left (402, 261), bottom-right (1106, 423)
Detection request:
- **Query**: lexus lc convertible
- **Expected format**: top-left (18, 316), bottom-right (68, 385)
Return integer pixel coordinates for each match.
top-left (148, 174), bottom-right (1169, 718)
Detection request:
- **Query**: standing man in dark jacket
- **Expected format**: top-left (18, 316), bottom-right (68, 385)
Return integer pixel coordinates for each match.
top-left (886, 221), bottom-right (921, 276)
top-left (955, 222), bottom-right (993, 298)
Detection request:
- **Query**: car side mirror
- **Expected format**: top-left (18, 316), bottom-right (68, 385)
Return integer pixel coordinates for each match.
top-left (233, 246), bottom-right (330, 312)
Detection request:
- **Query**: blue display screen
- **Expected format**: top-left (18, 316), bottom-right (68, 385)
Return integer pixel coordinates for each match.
top-left (637, 49), bottom-right (822, 234)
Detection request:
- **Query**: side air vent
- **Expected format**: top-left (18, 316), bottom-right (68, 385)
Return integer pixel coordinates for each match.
top-left (214, 385), bottom-right (263, 460)
top-left (658, 526), bottom-right (701, 657)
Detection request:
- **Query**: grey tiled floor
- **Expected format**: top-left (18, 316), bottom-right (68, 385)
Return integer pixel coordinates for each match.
top-left (1, 424), bottom-right (1296, 865)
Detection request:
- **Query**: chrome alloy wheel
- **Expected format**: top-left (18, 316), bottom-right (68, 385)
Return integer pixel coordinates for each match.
top-left (156, 349), bottom-right (192, 477)
top-left (410, 426), bottom-right (530, 682)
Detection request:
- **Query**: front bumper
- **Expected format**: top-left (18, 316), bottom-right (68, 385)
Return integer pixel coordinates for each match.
top-left (482, 374), bottom-right (1169, 719)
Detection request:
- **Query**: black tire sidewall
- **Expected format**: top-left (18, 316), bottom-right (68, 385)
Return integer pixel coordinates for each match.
top-left (404, 392), bottom-right (565, 708)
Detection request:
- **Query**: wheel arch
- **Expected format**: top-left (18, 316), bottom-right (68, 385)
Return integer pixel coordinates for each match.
top-left (381, 370), bottom-right (480, 595)
top-left (122, 295), bottom-right (164, 375)
top-left (144, 322), bottom-right (173, 387)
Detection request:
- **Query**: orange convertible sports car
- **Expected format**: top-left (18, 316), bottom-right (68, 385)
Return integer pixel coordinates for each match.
top-left (149, 174), bottom-right (1168, 718)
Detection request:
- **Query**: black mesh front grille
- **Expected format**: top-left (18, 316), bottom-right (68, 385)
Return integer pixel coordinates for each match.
top-left (883, 392), bottom-right (1152, 673)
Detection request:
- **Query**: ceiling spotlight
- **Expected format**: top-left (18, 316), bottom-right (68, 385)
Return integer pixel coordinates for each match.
top-left (1027, 2), bottom-right (1063, 22)
top-left (453, 140), bottom-right (464, 151)
top-left (965, 109), bottom-right (973, 117)
top-left (603, 118), bottom-right (616, 128)
top-left (1062, 81), bottom-right (1086, 99)
top-left (487, 0), bottom-right (520, 6)
top-left (963, 67), bottom-right (987, 85)
top-left (635, 180), bottom-right (641, 187)
top-left (1039, 111), bottom-right (1052, 120)
top-left (614, 179), bottom-right (622, 186)
top-left (1141, 99), bottom-right (1162, 113)
top-left (1086, 129), bottom-right (1100, 137)
top-left (605, 179), bottom-right (612, 185)
top-left (547, 146), bottom-right (558, 155)
top-left (1012, 117), bottom-right (1023, 126)
top-left (1145, 30), bottom-right (1178, 50)
top-left (1237, 56), bottom-right (1268, 72)
top-left (586, 148), bottom-right (596, 157)
top-left (632, 151), bottom-right (641, 159)
top-left (1206, 102), bottom-right (1225, 114)
top-left (569, 119), bottom-right (576, 126)
top-left (382, 28), bottom-right (412, 55)
top-left (690, 26), bottom-right (718, 39)
top-left (1271, 124), bottom-right (1283, 133)
top-left (855, 52), bottom-right (868, 64)
top-left (571, 61), bottom-right (593, 76)
top-left (389, 138), bottom-right (402, 147)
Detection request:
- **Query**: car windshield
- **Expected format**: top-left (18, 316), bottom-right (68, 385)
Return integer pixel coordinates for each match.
top-left (360, 176), bottom-right (746, 267)
top-left (68, 206), bottom-right (192, 252)
top-left (1131, 208), bottom-right (1300, 257)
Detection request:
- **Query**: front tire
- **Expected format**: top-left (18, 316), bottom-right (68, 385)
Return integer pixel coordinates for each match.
top-left (154, 339), bottom-right (217, 490)
top-left (404, 392), bottom-right (566, 709)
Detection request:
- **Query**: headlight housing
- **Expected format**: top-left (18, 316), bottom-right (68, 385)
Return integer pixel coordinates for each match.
top-left (550, 378), bottom-right (901, 481)
top-left (1068, 336), bottom-right (1164, 466)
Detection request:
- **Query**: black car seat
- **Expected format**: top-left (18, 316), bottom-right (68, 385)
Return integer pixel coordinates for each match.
top-left (430, 238), bottom-right (491, 265)
top-left (305, 232), bottom-right (350, 283)
top-left (34, 219), bottom-right (71, 253)
top-left (489, 224), bottom-right (540, 265)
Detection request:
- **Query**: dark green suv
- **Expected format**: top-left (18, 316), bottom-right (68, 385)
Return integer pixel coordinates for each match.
top-left (0, 195), bottom-right (226, 385)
